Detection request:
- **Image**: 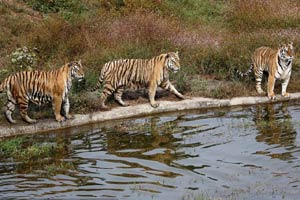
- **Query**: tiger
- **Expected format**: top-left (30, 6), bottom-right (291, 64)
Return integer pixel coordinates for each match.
top-left (0, 60), bottom-right (84, 123)
top-left (235, 42), bottom-right (294, 100)
top-left (90, 52), bottom-right (184, 109)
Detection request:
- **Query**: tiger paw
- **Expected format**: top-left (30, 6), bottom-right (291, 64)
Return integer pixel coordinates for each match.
top-left (282, 93), bottom-right (290, 98)
top-left (65, 114), bottom-right (74, 120)
top-left (150, 102), bottom-right (160, 108)
top-left (55, 115), bottom-right (65, 122)
top-left (268, 94), bottom-right (276, 100)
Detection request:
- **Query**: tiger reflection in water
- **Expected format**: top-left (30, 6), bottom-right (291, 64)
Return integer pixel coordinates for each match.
top-left (253, 103), bottom-right (297, 160)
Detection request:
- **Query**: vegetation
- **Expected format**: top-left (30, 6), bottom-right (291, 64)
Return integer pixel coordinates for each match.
top-left (0, 136), bottom-right (64, 161)
top-left (0, 135), bottom-right (74, 174)
top-left (0, 0), bottom-right (300, 116)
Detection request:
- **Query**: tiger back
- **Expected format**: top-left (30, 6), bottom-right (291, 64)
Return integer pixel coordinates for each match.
top-left (0, 60), bottom-right (84, 123)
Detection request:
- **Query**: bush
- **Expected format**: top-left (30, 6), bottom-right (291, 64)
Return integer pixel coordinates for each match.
top-left (27, 0), bottom-right (86, 14)
top-left (11, 46), bottom-right (38, 71)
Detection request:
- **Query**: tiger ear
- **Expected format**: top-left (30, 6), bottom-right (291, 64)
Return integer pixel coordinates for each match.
top-left (289, 41), bottom-right (294, 48)
top-left (78, 59), bottom-right (82, 66)
top-left (175, 51), bottom-right (179, 57)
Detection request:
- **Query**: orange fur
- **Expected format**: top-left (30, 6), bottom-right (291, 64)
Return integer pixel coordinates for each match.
top-left (91, 52), bottom-right (184, 109)
top-left (0, 61), bottom-right (84, 123)
top-left (236, 42), bottom-right (294, 99)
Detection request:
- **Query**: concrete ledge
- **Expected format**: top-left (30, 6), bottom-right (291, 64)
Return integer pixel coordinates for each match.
top-left (1, 93), bottom-right (300, 138)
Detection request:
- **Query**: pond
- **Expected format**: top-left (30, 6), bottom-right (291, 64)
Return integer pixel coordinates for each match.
top-left (1, 101), bottom-right (300, 199)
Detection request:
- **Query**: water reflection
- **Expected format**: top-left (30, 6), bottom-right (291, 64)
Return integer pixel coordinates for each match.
top-left (105, 117), bottom-right (184, 165)
top-left (253, 103), bottom-right (298, 160)
top-left (1, 103), bottom-right (300, 199)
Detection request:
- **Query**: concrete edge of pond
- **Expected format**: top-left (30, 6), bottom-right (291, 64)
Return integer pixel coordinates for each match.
top-left (1, 92), bottom-right (300, 138)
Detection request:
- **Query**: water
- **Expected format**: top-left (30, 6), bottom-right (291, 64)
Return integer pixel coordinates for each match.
top-left (1, 102), bottom-right (300, 199)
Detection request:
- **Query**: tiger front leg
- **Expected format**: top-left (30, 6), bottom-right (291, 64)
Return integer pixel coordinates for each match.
top-left (98, 85), bottom-right (115, 110)
top-left (161, 80), bottom-right (184, 99)
top-left (62, 97), bottom-right (73, 119)
top-left (267, 75), bottom-right (276, 100)
top-left (148, 82), bottom-right (159, 108)
top-left (53, 95), bottom-right (65, 122)
top-left (281, 77), bottom-right (290, 98)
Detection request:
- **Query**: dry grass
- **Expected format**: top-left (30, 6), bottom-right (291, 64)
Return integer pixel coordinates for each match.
top-left (0, 0), bottom-right (300, 114)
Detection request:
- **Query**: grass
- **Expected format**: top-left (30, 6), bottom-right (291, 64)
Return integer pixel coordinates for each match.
top-left (0, 135), bottom-right (75, 175)
top-left (0, 0), bottom-right (300, 115)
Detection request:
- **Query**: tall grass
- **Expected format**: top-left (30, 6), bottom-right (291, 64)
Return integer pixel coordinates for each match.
top-left (226, 0), bottom-right (300, 31)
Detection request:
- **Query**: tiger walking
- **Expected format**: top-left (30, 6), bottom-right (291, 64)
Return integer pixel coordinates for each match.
top-left (236, 42), bottom-right (294, 100)
top-left (90, 52), bottom-right (184, 109)
top-left (0, 60), bottom-right (84, 123)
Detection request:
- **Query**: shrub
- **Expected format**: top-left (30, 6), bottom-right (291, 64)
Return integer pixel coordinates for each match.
top-left (11, 46), bottom-right (38, 70)
top-left (26, 0), bottom-right (86, 14)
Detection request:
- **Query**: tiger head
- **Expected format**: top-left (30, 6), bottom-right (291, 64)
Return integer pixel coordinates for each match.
top-left (165, 51), bottom-right (180, 73)
top-left (279, 42), bottom-right (294, 62)
top-left (69, 60), bottom-right (85, 81)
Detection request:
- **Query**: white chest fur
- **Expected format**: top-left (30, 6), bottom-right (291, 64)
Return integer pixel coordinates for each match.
top-left (275, 59), bottom-right (292, 80)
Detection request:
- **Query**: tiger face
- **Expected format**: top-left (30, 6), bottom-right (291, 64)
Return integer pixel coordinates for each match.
top-left (279, 42), bottom-right (294, 61)
top-left (165, 51), bottom-right (180, 73)
top-left (69, 60), bottom-right (85, 81)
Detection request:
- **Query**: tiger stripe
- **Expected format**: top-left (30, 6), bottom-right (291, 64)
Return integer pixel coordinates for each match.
top-left (235, 42), bottom-right (294, 99)
top-left (0, 61), bottom-right (84, 123)
top-left (91, 52), bottom-right (184, 109)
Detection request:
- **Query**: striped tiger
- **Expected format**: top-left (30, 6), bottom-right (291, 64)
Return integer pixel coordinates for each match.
top-left (0, 60), bottom-right (84, 123)
top-left (236, 42), bottom-right (294, 99)
top-left (90, 52), bottom-right (184, 109)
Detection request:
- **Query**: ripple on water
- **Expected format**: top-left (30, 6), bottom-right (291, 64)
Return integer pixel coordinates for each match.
top-left (1, 102), bottom-right (300, 199)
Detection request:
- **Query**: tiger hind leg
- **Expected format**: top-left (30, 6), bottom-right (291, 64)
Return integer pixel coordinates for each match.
top-left (18, 98), bottom-right (37, 123)
top-left (5, 101), bottom-right (17, 124)
top-left (5, 91), bottom-right (17, 123)
top-left (114, 87), bottom-right (128, 106)
top-left (255, 75), bottom-right (266, 95)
